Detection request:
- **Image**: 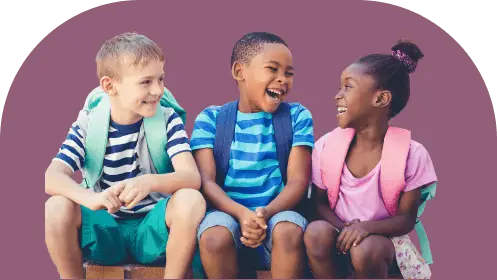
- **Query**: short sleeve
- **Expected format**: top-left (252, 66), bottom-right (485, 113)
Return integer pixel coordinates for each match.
top-left (404, 143), bottom-right (438, 192)
top-left (190, 106), bottom-right (219, 150)
top-left (165, 111), bottom-right (191, 159)
top-left (311, 134), bottom-right (328, 190)
top-left (52, 110), bottom-right (89, 173)
top-left (290, 103), bottom-right (314, 148)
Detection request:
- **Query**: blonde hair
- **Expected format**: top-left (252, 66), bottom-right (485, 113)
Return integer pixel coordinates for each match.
top-left (96, 32), bottom-right (164, 80)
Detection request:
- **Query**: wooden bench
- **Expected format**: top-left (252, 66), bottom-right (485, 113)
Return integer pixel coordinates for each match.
top-left (84, 261), bottom-right (404, 279)
top-left (84, 262), bottom-right (273, 279)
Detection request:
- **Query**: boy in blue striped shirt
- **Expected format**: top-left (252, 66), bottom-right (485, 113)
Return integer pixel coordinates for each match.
top-left (191, 32), bottom-right (314, 278)
top-left (45, 33), bottom-right (205, 279)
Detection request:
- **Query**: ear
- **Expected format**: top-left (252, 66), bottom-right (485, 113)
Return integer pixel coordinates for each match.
top-left (231, 61), bottom-right (245, 82)
top-left (373, 89), bottom-right (392, 108)
top-left (100, 76), bottom-right (117, 96)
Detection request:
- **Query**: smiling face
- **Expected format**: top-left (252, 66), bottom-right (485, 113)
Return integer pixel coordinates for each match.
top-left (234, 43), bottom-right (294, 113)
top-left (103, 59), bottom-right (165, 124)
top-left (336, 63), bottom-right (386, 129)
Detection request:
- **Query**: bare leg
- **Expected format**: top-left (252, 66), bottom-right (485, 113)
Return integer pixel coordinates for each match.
top-left (304, 220), bottom-right (342, 279)
top-left (45, 196), bottom-right (83, 279)
top-left (350, 235), bottom-right (396, 279)
top-left (199, 226), bottom-right (239, 278)
top-left (271, 222), bottom-right (305, 279)
top-left (163, 189), bottom-right (206, 279)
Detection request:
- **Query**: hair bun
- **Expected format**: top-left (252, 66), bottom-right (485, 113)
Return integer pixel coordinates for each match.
top-left (391, 39), bottom-right (424, 74)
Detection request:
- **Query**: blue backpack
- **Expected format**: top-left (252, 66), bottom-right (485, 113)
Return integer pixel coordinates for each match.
top-left (213, 101), bottom-right (293, 187)
top-left (213, 101), bottom-right (312, 215)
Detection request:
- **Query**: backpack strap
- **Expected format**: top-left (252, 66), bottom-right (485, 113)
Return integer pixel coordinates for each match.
top-left (143, 103), bottom-right (170, 174)
top-left (272, 102), bottom-right (293, 184)
top-left (161, 86), bottom-right (186, 124)
top-left (381, 127), bottom-right (438, 264)
top-left (213, 101), bottom-right (238, 187)
top-left (379, 127), bottom-right (411, 216)
top-left (83, 92), bottom-right (111, 189)
top-left (320, 127), bottom-right (355, 209)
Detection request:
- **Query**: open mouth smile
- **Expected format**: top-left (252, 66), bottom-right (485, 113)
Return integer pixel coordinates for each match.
top-left (266, 88), bottom-right (286, 101)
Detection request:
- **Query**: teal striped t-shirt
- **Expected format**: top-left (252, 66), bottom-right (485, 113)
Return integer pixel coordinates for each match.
top-left (190, 102), bottom-right (314, 210)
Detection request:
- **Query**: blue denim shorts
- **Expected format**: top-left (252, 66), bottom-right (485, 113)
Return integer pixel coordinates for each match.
top-left (197, 210), bottom-right (308, 269)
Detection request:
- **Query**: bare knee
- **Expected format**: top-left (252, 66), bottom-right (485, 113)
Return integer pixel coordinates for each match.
top-left (168, 189), bottom-right (206, 224)
top-left (304, 220), bottom-right (338, 260)
top-left (272, 222), bottom-right (304, 252)
top-left (200, 226), bottom-right (235, 254)
top-left (350, 236), bottom-right (394, 271)
top-left (45, 196), bottom-right (80, 233)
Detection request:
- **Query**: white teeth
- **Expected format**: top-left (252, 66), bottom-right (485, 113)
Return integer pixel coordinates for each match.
top-left (337, 107), bottom-right (347, 113)
top-left (268, 89), bottom-right (283, 95)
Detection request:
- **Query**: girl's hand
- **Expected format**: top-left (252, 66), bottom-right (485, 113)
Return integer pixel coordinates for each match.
top-left (336, 222), bottom-right (370, 254)
top-left (343, 218), bottom-right (361, 227)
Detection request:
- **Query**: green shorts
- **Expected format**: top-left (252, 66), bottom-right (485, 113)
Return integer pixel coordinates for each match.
top-left (79, 197), bottom-right (170, 265)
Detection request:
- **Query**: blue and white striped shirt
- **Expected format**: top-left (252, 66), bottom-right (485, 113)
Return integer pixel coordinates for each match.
top-left (190, 102), bottom-right (314, 210)
top-left (53, 110), bottom-right (190, 218)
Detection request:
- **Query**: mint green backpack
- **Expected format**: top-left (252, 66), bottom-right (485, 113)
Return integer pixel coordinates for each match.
top-left (80, 86), bottom-right (204, 278)
top-left (81, 86), bottom-right (186, 189)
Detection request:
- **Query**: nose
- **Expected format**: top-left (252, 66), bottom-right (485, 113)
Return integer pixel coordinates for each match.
top-left (152, 83), bottom-right (164, 96)
top-left (277, 73), bottom-right (288, 85)
top-left (335, 90), bottom-right (343, 100)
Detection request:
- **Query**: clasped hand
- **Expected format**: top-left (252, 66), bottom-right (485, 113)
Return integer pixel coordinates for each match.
top-left (87, 176), bottom-right (153, 213)
top-left (239, 207), bottom-right (269, 248)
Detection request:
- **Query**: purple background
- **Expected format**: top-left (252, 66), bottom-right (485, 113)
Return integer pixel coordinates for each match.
top-left (1, 0), bottom-right (495, 278)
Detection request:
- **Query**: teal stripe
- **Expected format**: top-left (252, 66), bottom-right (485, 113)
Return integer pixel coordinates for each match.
top-left (235, 124), bottom-right (273, 136)
top-left (231, 142), bottom-right (276, 153)
top-left (231, 158), bottom-right (278, 170)
top-left (224, 171), bottom-right (281, 187)
top-left (227, 184), bottom-right (282, 199)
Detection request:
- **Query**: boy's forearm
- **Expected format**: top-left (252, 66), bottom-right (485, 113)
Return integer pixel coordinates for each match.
top-left (361, 214), bottom-right (415, 237)
top-left (202, 180), bottom-right (247, 219)
top-left (148, 170), bottom-right (201, 194)
top-left (45, 169), bottom-right (95, 207)
top-left (265, 182), bottom-right (307, 219)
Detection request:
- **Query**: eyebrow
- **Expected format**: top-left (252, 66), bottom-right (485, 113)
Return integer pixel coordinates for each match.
top-left (345, 77), bottom-right (358, 83)
top-left (140, 73), bottom-right (165, 80)
top-left (265, 60), bottom-right (294, 71)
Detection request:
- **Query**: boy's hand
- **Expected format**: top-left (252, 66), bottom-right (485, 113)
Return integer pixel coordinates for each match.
top-left (336, 222), bottom-right (370, 254)
top-left (239, 208), bottom-right (268, 248)
top-left (88, 184), bottom-right (125, 213)
top-left (116, 175), bottom-right (153, 210)
top-left (255, 207), bottom-right (269, 223)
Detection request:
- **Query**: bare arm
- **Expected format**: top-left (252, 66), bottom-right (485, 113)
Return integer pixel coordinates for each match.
top-left (147, 151), bottom-right (201, 194)
top-left (264, 146), bottom-right (311, 219)
top-left (312, 186), bottom-right (346, 230)
top-left (361, 188), bottom-right (421, 237)
top-left (45, 161), bottom-right (97, 209)
top-left (193, 148), bottom-right (248, 219)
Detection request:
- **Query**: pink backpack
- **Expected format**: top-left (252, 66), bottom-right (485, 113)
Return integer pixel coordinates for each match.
top-left (318, 126), bottom-right (436, 264)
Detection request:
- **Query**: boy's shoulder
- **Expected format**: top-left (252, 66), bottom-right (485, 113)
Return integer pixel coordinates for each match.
top-left (159, 106), bottom-right (178, 121)
top-left (70, 109), bottom-right (92, 136)
top-left (286, 102), bottom-right (312, 117)
top-left (195, 105), bottom-right (222, 122)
